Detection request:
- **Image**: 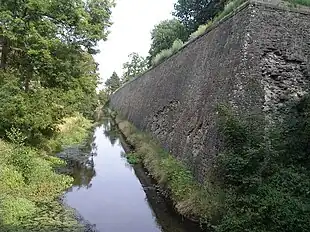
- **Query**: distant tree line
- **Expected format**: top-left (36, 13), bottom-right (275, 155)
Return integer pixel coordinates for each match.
top-left (102, 0), bottom-right (229, 93)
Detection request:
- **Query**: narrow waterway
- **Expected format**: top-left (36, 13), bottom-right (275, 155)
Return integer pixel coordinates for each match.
top-left (62, 119), bottom-right (202, 232)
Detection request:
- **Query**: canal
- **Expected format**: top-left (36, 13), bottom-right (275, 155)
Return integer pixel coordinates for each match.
top-left (62, 118), bottom-right (202, 232)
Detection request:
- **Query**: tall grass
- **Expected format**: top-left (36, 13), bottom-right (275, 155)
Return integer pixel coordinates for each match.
top-left (42, 113), bottom-right (92, 153)
top-left (215, 0), bottom-right (245, 21)
top-left (189, 21), bottom-right (213, 41)
top-left (151, 0), bottom-right (246, 68)
top-left (116, 115), bottom-right (223, 224)
top-left (152, 39), bottom-right (184, 66)
top-left (0, 114), bottom-right (92, 231)
top-left (287, 0), bottom-right (310, 6)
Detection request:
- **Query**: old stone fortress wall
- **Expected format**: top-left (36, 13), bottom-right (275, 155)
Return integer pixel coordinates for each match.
top-left (111, 0), bottom-right (310, 182)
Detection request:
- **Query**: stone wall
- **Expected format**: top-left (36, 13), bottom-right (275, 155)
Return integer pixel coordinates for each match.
top-left (110, 0), bottom-right (310, 182)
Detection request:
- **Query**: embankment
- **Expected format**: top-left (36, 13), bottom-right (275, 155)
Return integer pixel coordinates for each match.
top-left (110, 0), bottom-right (310, 182)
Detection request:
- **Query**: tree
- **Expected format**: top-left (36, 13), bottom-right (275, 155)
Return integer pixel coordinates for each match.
top-left (122, 53), bottom-right (148, 84)
top-left (173, 0), bottom-right (226, 33)
top-left (0, 0), bottom-right (114, 90)
top-left (105, 71), bottom-right (121, 94)
top-left (98, 89), bottom-right (109, 106)
top-left (149, 19), bottom-right (189, 62)
top-left (0, 0), bottom-right (114, 143)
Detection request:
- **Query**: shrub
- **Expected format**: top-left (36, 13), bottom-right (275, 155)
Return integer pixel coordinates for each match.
top-left (0, 196), bottom-right (36, 226)
top-left (189, 21), bottom-right (213, 41)
top-left (216, 102), bottom-right (310, 232)
top-left (215, 0), bottom-right (246, 21)
top-left (116, 118), bottom-right (223, 223)
top-left (0, 113), bottom-right (91, 229)
top-left (42, 113), bottom-right (92, 152)
top-left (152, 39), bottom-right (184, 66)
top-left (286, 0), bottom-right (310, 6)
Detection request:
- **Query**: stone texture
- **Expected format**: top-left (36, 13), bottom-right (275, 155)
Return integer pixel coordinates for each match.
top-left (110, 1), bottom-right (310, 182)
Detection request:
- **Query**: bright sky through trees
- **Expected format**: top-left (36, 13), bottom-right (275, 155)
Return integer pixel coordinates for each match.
top-left (95, 0), bottom-right (176, 87)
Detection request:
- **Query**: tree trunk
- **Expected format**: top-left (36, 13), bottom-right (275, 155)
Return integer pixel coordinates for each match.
top-left (0, 37), bottom-right (9, 69)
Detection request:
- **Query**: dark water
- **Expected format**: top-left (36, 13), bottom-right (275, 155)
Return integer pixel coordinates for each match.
top-left (63, 119), bottom-right (202, 232)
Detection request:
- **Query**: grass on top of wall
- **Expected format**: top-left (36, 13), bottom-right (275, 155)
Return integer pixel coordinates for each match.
top-left (286, 0), bottom-right (310, 6)
top-left (115, 115), bottom-right (224, 225)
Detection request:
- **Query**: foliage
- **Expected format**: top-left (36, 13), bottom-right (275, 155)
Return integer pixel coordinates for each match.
top-left (0, 114), bottom-right (92, 230)
top-left (0, 0), bottom-right (114, 144)
top-left (98, 89), bottom-right (110, 106)
top-left (286, 0), bottom-right (310, 6)
top-left (189, 0), bottom-right (245, 41)
top-left (152, 39), bottom-right (184, 66)
top-left (215, 0), bottom-right (245, 21)
top-left (126, 153), bottom-right (141, 164)
top-left (105, 71), bottom-right (121, 94)
top-left (189, 20), bottom-right (213, 41)
top-left (43, 114), bottom-right (92, 153)
top-left (0, 0), bottom-right (112, 230)
top-left (216, 101), bottom-right (310, 232)
top-left (116, 115), bottom-right (223, 224)
top-left (173, 0), bottom-right (227, 33)
top-left (121, 52), bottom-right (148, 84)
top-left (149, 19), bottom-right (189, 62)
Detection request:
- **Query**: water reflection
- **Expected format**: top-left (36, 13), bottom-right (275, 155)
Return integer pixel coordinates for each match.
top-left (102, 119), bottom-right (119, 146)
top-left (61, 117), bottom-right (202, 232)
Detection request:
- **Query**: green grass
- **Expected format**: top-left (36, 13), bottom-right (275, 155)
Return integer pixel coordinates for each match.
top-left (42, 113), bottom-right (93, 153)
top-left (152, 0), bottom-right (246, 67)
top-left (126, 153), bottom-right (141, 164)
top-left (116, 115), bottom-right (223, 223)
top-left (286, 0), bottom-right (310, 6)
top-left (189, 21), bottom-right (213, 41)
top-left (215, 0), bottom-right (246, 22)
top-left (152, 39), bottom-right (184, 66)
top-left (0, 114), bottom-right (92, 231)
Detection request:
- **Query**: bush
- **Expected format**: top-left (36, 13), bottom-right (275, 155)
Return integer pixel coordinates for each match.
top-left (189, 21), bottom-right (213, 41)
top-left (152, 39), bottom-right (184, 66)
top-left (0, 113), bottom-right (91, 230)
top-left (215, 0), bottom-right (246, 21)
top-left (116, 116), bottom-right (223, 223)
top-left (0, 140), bottom-right (74, 229)
top-left (42, 113), bottom-right (92, 152)
top-left (286, 0), bottom-right (310, 6)
top-left (216, 102), bottom-right (310, 232)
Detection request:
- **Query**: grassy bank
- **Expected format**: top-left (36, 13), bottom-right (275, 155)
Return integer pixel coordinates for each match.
top-left (114, 102), bottom-right (310, 232)
top-left (0, 114), bottom-right (92, 231)
top-left (114, 115), bottom-right (223, 225)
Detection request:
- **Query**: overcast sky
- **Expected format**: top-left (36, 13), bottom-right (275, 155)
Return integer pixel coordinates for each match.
top-left (94, 0), bottom-right (176, 87)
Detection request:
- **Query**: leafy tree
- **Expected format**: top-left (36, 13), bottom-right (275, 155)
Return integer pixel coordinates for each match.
top-left (149, 19), bottom-right (189, 62)
top-left (122, 52), bottom-right (148, 84)
top-left (0, 0), bottom-right (113, 89)
top-left (0, 0), bottom-right (114, 143)
top-left (98, 89), bottom-right (109, 106)
top-left (173, 0), bottom-right (227, 33)
top-left (105, 71), bottom-right (121, 94)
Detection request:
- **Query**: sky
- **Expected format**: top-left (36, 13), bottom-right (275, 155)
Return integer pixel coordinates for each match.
top-left (94, 0), bottom-right (176, 87)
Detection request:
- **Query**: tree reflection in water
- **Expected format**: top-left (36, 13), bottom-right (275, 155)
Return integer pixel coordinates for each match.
top-left (65, 117), bottom-right (120, 191)
top-left (62, 131), bottom-right (98, 190)
top-left (102, 117), bottom-right (119, 146)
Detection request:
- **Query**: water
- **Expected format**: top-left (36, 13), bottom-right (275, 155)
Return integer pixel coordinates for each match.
top-left (63, 120), bottom-right (202, 232)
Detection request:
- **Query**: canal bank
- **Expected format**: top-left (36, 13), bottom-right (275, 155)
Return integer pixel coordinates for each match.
top-left (61, 117), bottom-right (203, 232)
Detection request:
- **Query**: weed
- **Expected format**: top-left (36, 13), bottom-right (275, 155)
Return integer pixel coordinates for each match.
top-left (0, 114), bottom-right (92, 230)
top-left (286, 0), bottom-right (310, 6)
top-left (189, 21), bottom-right (213, 41)
top-left (115, 118), bottom-right (223, 224)
top-left (126, 153), bottom-right (141, 164)
top-left (152, 39), bottom-right (184, 66)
